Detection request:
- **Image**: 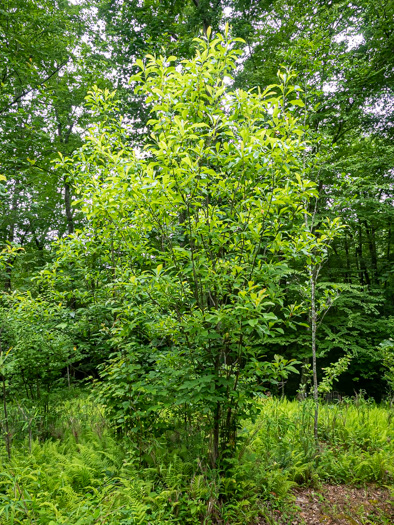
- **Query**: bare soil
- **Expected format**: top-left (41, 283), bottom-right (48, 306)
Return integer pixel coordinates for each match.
top-left (261, 484), bottom-right (393, 525)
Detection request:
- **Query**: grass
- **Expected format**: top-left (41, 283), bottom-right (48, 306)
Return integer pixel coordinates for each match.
top-left (0, 394), bottom-right (392, 524)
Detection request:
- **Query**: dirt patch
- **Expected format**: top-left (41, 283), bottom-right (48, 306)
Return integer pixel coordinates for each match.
top-left (289, 484), bottom-right (394, 525)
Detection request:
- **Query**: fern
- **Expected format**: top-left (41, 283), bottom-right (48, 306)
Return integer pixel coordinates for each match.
top-left (0, 395), bottom-right (392, 524)
top-left (129, 499), bottom-right (148, 525)
top-left (190, 474), bottom-right (209, 499)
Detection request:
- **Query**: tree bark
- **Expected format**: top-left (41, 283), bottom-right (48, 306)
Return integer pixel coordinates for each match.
top-left (0, 330), bottom-right (11, 460)
top-left (64, 180), bottom-right (74, 235)
top-left (310, 268), bottom-right (319, 443)
top-left (364, 221), bottom-right (378, 284)
top-left (212, 401), bottom-right (220, 468)
top-left (356, 226), bottom-right (370, 286)
top-left (344, 232), bottom-right (352, 284)
top-left (192, 0), bottom-right (210, 36)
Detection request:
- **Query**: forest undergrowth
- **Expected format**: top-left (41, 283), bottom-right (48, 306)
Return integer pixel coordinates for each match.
top-left (0, 393), bottom-right (393, 524)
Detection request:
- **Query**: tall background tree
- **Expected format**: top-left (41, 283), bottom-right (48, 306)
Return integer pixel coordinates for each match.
top-left (0, 0), bottom-right (109, 289)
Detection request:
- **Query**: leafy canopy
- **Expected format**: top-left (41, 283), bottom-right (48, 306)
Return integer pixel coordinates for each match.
top-left (62, 27), bottom-right (340, 464)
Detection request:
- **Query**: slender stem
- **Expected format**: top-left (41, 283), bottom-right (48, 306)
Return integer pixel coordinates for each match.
top-left (2, 376), bottom-right (11, 460)
top-left (310, 268), bottom-right (319, 443)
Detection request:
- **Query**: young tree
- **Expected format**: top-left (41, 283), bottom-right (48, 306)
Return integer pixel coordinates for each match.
top-left (302, 215), bottom-right (343, 441)
top-left (65, 28), bottom-right (339, 467)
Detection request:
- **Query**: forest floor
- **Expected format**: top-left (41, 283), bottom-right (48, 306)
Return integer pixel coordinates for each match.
top-left (0, 394), bottom-right (393, 524)
top-left (262, 484), bottom-right (394, 525)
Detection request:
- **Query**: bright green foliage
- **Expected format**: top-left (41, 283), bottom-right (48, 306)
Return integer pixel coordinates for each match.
top-left (0, 244), bottom-right (24, 272)
top-left (227, 0), bottom-right (394, 392)
top-left (267, 355), bottom-right (300, 397)
top-left (0, 395), bottom-right (392, 524)
top-left (318, 355), bottom-right (352, 395)
top-left (241, 397), bottom-right (394, 488)
top-left (0, 2), bottom-right (392, 519)
top-left (95, 0), bottom-right (226, 139)
top-left (0, 0), bottom-right (391, 401)
top-left (0, 0), bottom-right (391, 399)
top-left (60, 30), bottom-right (342, 465)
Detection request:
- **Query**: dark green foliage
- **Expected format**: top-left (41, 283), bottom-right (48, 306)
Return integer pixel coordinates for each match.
top-left (0, 294), bottom-right (79, 398)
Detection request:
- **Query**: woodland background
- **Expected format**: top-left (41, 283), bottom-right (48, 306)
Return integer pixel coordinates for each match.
top-left (1, 0), bottom-right (393, 398)
top-left (0, 2), bottom-right (393, 524)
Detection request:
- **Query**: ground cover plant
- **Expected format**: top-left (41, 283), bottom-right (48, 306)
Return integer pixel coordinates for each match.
top-left (0, 395), bottom-right (392, 524)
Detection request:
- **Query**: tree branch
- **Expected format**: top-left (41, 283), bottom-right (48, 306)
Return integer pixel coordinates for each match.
top-left (0, 61), bottom-right (68, 114)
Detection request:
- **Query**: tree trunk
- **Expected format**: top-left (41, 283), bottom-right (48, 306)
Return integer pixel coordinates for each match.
top-left (357, 226), bottom-right (370, 286)
top-left (344, 233), bottom-right (352, 284)
top-left (64, 180), bottom-right (74, 235)
top-left (364, 221), bottom-right (378, 284)
top-left (5, 178), bottom-right (21, 291)
top-left (2, 377), bottom-right (11, 460)
top-left (310, 269), bottom-right (319, 443)
top-left (0, 329), bottom-right (11, 460)
top-left (212, 402), bottom-right (220, 468)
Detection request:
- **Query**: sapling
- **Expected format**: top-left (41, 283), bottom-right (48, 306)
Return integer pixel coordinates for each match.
top-left (61, 28), bottom-right (340, 468)
top-left (302, 217), bottom-right (343, 442)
